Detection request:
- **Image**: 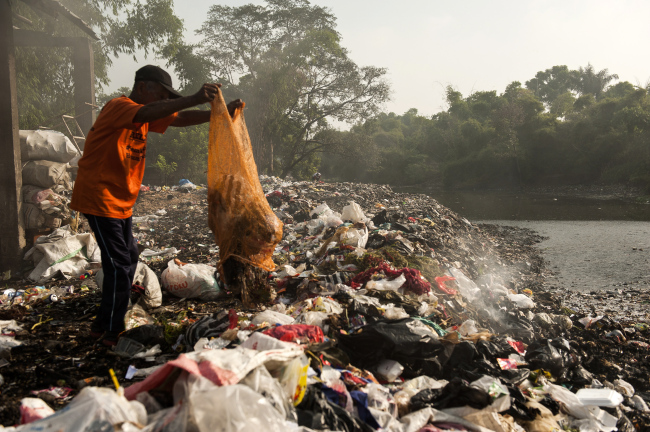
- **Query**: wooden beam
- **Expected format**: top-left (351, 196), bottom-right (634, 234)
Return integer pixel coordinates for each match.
top-left (13, 29), bottom-right (79, 47)
top-left (0, 0), bottom-right (26, 274)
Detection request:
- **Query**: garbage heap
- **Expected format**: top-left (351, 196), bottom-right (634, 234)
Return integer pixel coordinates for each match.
top-left (2, 178), bottom-right (649, 431)
top-left (19, 130), bottom-right (79, 231)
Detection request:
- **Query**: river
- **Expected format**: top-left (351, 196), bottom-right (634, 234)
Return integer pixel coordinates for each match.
top-left (394, 188), bottom-right (650, 302)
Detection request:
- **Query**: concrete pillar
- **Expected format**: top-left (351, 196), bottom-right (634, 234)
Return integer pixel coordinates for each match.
top-left (72, 38), bottom-right (96, 143)
top-left (0, 0), bottom-right (26, 274)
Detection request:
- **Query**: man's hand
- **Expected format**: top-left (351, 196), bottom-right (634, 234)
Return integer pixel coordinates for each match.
top-left (193, 83), bottom-right (222, 104)
top-left (227, 99), bottom-right (244, 118)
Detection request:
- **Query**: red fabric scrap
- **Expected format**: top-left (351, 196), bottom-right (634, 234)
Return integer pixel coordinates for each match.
top-left (434, 276), bottom-right (458, 295)
top-left (228, 309), bottom-right (238, 330)
top-left (507, 340), bottom-right (526, 354)
top-left (263, 324), bottom-right (324, 344)
top-left (349, 263), bottom-right (431, 295)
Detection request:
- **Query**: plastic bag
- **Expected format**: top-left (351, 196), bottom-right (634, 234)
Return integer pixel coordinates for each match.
top-left (17, 387), bottom-right (146, 432)
top-left (507, 293), bottom-right (535, 309)
top-left (19, 398), bottom-right (54, 424)
top-left (124, 303), bottom-right (156, 330)
top-left (161, 259), bottom-right (221, 300)
top-left (340, 225), bottom-right (369, 248)
top-left (340, 201), bottom-right (367, 223)
top-left (207, 90), bottom-right (283, 273)
top-left (276, 355), bottom-right (310, 406)
top-left (448, 267), bottom-right (481, 301)
top-left (375, 359), bottom-right (404, 382)
top-left (191, 384), bottom-right (288, 432)
top-left (366, 274), bottom-right (406, 292)
top-left (242, 366), bottom-right (295, 420)
top-left (251, 310), bottom-right (295, 326)
top-left (24, 227), bottom-right (101, 283)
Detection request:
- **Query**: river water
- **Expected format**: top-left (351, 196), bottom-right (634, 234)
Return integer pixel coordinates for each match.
top-left (407, 190), bottom-right (650, 320)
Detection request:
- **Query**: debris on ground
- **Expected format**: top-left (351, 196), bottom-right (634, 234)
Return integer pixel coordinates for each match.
top-left (0, 178), bottom-right (648, 431)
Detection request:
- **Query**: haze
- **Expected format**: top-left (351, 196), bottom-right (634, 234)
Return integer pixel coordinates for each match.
top-left (107, 0), bottom-right (650, 118)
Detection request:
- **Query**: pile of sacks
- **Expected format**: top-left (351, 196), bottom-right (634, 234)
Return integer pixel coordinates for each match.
top-left (19, 130), bottom-right (79, 230)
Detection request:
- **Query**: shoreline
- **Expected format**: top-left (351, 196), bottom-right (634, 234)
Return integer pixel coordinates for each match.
top-left (392, 182), bottom-right (648, 203)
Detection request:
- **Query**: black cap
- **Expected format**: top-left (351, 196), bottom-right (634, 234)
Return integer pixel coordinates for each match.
top-left (134, 65), bottom-right (182, 99)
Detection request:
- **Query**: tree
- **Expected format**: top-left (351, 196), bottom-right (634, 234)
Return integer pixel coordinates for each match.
top-left (525, 65), bottom-right (579, 106)
top-left (576, 63), bottom-right (619, 100)
top-left (12, 0), bottom-right (184, 130)
top-left (152, 155), bottom-right (177, 185)
top-left (197, 0), bottom-right (389, 177)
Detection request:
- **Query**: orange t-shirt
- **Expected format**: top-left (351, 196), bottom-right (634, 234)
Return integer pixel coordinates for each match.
top-left (70, 96), bottom-right (177, 218)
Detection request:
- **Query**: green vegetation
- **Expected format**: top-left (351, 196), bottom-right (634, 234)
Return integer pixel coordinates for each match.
top-left (12, 1), bottom-right (650, 191)
top-left (324, 64), bottom-right (650, 192)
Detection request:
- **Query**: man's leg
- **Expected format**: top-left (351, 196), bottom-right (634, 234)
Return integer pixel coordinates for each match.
top-left (85, 214), bottom-right (134, 334)
top-left (123, 217), bottom-right (139, 283)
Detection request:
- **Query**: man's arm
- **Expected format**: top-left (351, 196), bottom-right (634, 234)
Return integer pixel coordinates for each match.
top-left (171, 110), bottom-right (210, 127)
top-left (133, 83), bottom-right (219, 124)
top-left (169, 99), bottom-right (245, 127)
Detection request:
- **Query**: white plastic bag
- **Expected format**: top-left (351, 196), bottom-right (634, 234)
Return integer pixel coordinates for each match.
top-left (384, 305), bottom-right (409, 320)
top-left (366, 274), bottom-right (406, 292)
top-left (341, 225), bottom-right (368, 248)
top-left (17, 387), bottom-right (146, 432)
top-left (190, 384), bottom-right (288, 432)
top-left (161, 259), bottom-right (221, 300)
top-left (458, 319), bottom-right (478, 336)
top-left (20, 398), bottom-right (55, 425)
top-left (448, 268), bottom-right (482, 301)
top-left (340, 201), bottom-right (366, 223)
top-left (507, 293), bottom-right (535, 309)
top-left (251, 310), bottom-right (295, 326)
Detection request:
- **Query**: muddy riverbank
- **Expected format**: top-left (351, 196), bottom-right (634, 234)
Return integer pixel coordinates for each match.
top-left (485, 220), bottom-right (650, 322)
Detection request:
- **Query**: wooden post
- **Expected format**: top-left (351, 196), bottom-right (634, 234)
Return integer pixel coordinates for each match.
top-left (72, 38), bottom-right (95, 143)
top-left (0, 0), bottom-right (26, 274)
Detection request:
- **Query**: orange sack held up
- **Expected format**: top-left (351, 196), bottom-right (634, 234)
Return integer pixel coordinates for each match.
top-left (207, 89), bottom-right (283, 275)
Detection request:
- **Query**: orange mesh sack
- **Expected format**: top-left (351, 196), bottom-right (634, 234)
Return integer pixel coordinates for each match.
top-left (207, 90), bottom-right (283, 273)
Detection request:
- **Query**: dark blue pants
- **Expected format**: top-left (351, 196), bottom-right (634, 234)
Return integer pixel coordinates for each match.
top-left (85, 214), bottom-right (138, 333)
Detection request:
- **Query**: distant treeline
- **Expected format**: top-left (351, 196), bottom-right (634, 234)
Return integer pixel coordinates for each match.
top-left (321, 64), bottom-right (650, 191)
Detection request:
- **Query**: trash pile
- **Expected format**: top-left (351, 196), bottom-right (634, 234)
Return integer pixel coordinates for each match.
top-left (19, 130), bottom-right (79, 231)
top-left (1, 178), bottom-right (649, 431)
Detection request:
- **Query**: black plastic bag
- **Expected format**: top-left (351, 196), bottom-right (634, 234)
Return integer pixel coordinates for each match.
top-left (336, 318), bottom-right (446, 377)
top-left (122, 324), bottom-right (166, 346)
top-left (525, 338), bottom-right (578, 377)
top-left (296, 385), bottom-right (375, 432)
top-left (410, 377), bottom-right (492, 411)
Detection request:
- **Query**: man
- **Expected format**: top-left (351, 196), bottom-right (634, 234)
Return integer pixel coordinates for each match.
top-left (70, 65), bottom-right (242, 346)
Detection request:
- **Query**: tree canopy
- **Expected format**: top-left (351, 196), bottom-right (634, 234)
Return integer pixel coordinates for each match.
top-left (195, 0), bottom-right (390, 177)
top-left (13, 0), bottom-right (184, 130)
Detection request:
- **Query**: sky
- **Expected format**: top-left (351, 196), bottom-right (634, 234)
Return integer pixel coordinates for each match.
top-left (107, 0), bottom-right (650, 119)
